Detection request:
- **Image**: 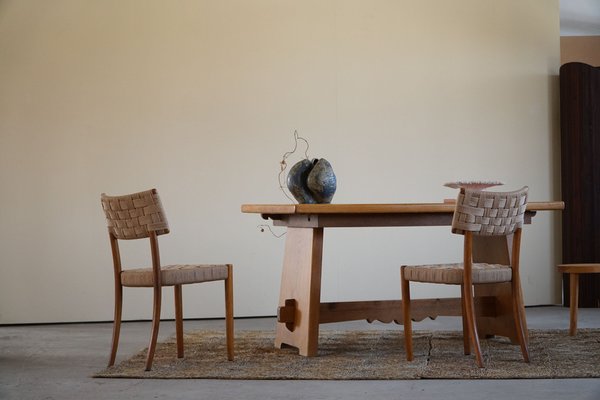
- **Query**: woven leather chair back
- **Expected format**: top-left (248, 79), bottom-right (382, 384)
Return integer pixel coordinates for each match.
top-left (451, 186), bottom-right (528, 236)
top-left (101, 189), bottom-right (170, 240)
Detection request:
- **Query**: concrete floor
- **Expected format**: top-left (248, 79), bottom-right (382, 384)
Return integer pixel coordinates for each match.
top-left (1, 306), bottom-right (600, 400)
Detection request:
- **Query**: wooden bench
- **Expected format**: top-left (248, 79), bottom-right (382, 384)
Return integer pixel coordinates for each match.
top-left (557, 264), bottom-right (600, 335)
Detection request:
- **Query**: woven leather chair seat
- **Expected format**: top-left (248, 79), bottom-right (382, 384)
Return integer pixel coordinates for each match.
top-left (121, 264), bottom-right (230, 287)
top-left (403, 262), bottom-right (512, 285)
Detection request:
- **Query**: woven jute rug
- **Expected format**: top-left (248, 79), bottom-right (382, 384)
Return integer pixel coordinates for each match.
top-left (94, 329), bottom-right (600, 380)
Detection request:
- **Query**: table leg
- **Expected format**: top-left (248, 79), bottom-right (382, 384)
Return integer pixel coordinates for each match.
top-left (472, 235), bottom-right (527, 344)
top-left (274, 227), bottom-right (324, 356)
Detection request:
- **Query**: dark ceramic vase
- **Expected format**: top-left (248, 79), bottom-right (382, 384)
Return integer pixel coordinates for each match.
top-left (286, 159), bottom-right (317, 204)
top-left (307, 159), bottom-right (336, 203)
top-left (287, 158), bottom-right (336, 204)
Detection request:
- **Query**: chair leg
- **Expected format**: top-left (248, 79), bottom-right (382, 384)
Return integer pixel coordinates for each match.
top-left (400, 266), bottom-right (413, 361)
top-left (145, 284), bottom-right (162, 371)
top-left (225, 264), bottom-right (234, 361)
top-left (174, 284), bottom-right (184, 359)
top-left (462, 283), bottom-right (484, 368)
top-left (511, 278), bottom-right (530, 362)
top-left (569, 273), bottom-right (579, 336)
top-left (108, 285), bottom-right (123, 367)
top-left (460, 284), bottom-right (470, 355)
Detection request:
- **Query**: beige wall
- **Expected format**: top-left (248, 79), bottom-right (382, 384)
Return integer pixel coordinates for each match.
top-left (0, 0), bottom-right (561, 324)
top-left (561, 35), bottom-right (600, 65)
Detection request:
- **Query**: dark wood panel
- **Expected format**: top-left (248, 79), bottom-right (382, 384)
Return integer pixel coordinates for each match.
top-left (560, 62), bottom-right (600, 307)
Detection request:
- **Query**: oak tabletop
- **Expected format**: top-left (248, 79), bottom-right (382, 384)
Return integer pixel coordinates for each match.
top-left (241, 201), bottom-right (565, 215)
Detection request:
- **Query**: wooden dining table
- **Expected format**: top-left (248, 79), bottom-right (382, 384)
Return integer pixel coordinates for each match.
top-left (242, 201), bottom-right (564, 356)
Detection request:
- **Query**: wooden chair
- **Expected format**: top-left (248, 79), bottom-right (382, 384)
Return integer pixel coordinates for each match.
top-left (100, 188), bottom-right (234, 371)
top-left (401, 187), bottom-right (530, 367)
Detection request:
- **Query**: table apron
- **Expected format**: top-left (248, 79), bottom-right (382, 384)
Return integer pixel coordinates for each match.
top-left (269, 211), bottom-right (535, 228)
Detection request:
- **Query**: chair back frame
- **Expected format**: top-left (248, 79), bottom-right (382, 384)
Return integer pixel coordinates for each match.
top-left (452, 187), bottom-right (528, 237)
top-left (101, 188), bottom-right (167, 286)
top-left (101, 188), bottom-right (170, 240)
